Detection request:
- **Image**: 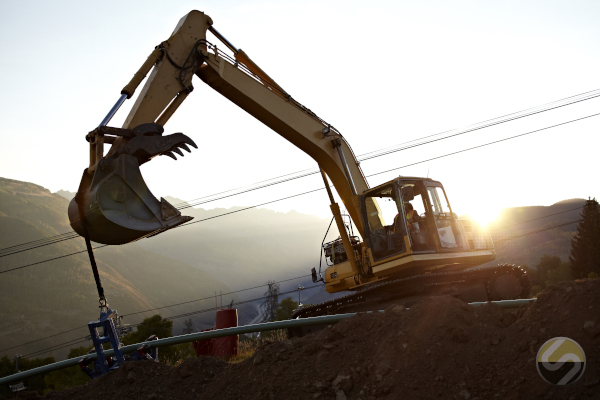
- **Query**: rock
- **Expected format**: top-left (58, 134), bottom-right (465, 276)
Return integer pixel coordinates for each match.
top-left (282, 339), bottom-right (295, 350)
top-left (491, 337), bottom-right (499, 345)
top-left (178, 366), bottom-right (192, 378)
top-left (333, 374), bottom-right (353, 392)
top-left (458, 389), bottom-right (471, 399)
top-left (518, 341), bottom-right (528, 353)
top-left (376, 364), bottom-right (391, 376)
top-left (127, 371), bottom-right (136, 384)
top-left (253, 354), bottom-right (264, 366)
top-left (390, 305), bottom-right (406, 315)
top-left (322, 344), bottom-right (334, 349)
top-left (336, 390), bottom-right (348, 400)
top-left (148, 394), bottom-right (158, 400)
top-left (583, 321), bottom-right (599, 337)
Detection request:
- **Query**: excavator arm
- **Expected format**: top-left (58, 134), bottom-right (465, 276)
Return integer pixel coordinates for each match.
top-left (70, 10), bottom-right (383, 257)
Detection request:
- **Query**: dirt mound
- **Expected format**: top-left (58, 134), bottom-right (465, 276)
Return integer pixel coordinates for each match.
top-left (36, 279), bottom-right (599, 400)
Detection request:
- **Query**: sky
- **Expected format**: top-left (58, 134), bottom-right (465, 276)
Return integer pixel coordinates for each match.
top-left (1, 0), bottom-right (599, 226)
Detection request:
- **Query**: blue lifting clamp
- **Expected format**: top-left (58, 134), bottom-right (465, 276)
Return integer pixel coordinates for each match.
top-left (78, 301), bottom-right (125, 379)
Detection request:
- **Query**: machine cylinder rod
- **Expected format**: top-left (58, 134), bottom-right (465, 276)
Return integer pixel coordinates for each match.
top-left (0, 298), bottom-right (536, 385)
top-left (208, 26), bottom-right (239, 53)
top-left (99, 93), bottom-right (128, 127)
top-left (332, 139), bottom-right (358, 196)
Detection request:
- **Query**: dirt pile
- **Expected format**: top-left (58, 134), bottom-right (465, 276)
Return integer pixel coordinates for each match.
top-left (31, 279), bottom-right (600, 399)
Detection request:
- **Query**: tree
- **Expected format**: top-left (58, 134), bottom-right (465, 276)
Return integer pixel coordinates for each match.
top-left (546, 261), bottom-right (573, 287)
top-left (182, 318), bottom-right (194, 334)
top-left (121, 314), bottom-right (194, 364)
top-left (260, 280), bottom-right (280, 322)
top-left (275, 297), bottom-right (298, 321)
top-left (521, 265), bottom-right (541, 287)
top-left (536, 255), bottom-right (561, 287)
top-left (44, 346), bottom-right (90, 391)
top-left (569, 198), bottom-right (600, 279)
top-left (0, 354), bottom-right (55, 396)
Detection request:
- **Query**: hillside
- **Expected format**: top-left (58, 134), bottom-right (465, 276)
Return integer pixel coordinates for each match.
top-left (0, 175), bottom-right (584, 363)
top-left (485, 199), bottom-right (583, 268)
top-left (136, 196), bottom-right (335, 290)
top-left (0, 178), bottom-right (253, 361)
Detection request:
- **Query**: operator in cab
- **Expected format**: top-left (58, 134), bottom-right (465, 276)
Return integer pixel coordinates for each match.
top-left (404, 202), bottom-right (420, 232)
top-left (392, 201), bottom-right (420, 234)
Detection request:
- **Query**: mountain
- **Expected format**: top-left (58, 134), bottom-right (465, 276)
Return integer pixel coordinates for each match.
top-left (485, 199), bottom-right (583, 268)
top-left (0, 175), bottom-right (583, 362)
top-left (137, 196), bottom-right (335, 290)
top-left (55, 190), bottom-right (75, 201)
top-left (0, 178), bottom-right (254, 361)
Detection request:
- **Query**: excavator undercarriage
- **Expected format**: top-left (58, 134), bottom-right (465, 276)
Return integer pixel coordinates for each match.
top-left (289, 264), bottom-right (531, 337)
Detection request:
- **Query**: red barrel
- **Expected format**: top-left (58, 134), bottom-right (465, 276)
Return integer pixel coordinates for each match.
top-left (212, 309), bottom-right (238, 358)
top-left (191, 308), bottom-right (238, 359)
top-left (192, 328), bottom-right (214, 357)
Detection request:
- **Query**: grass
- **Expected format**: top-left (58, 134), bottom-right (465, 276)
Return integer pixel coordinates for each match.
top-left (227, 329), bottom-right (288, 364)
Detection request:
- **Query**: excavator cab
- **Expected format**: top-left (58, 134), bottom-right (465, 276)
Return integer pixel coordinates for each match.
top-left (322, 176), bottom-right (497, 293)
top-left (361, 177), bottom-right (492, 266)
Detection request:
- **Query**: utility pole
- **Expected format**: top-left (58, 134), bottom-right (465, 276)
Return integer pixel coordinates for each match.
top-left (14, 355), bottom-right (22, 372)
top-left (9, 355), bottom-right (26, 393)
top-left (297, 285), bottom-right (304, 308)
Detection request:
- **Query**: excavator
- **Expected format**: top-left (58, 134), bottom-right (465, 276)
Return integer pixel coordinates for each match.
top-left (69, 10), bottom-right (530, 328)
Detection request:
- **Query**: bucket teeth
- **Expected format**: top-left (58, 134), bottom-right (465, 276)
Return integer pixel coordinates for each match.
top-left (171, 147), bottom-right (184, 157)
top-left (182, 136), bottom-right (198, 149)
top-left (121, 132), bottom-right (197, 165)
top-left (178, 143), bottom-right (191, 153)
top-left (163, 151), bottom-right (177, 160)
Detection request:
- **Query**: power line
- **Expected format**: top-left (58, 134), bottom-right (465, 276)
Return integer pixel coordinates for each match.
top-left (12, 284), bottom-right (322, 360)
top-left (493, 220), bottom-right (579, 243)
top-left (2, 111), bottom-right (598, 276)
top-left (0, 273), bottom-right (312, 355)
top-left (0, 246), bottom-right (108, 275)
top-left (119, 274), bottom-right (312, 318)
top-left (0, 232), bottom-right (77, 254)
top-left (365, 112), bottom-right (600, 178)
top-left (357, 88), bottom-right (600, 159)
top-left (2, 89), bottom-right (599, 258)
top-left (490, 206), bottom-right (583, 231)
top-left (176, 89), bottom-right (600, 210)
top-left (0, 203), bottom-right (589, 358)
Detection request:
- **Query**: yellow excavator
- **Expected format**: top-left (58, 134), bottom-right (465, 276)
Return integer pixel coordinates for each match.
top-left (69, 10), bottom-right (530, 323)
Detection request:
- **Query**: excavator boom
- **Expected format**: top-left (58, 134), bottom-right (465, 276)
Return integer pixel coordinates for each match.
top-left (70, 10), bottom-right (378, 246)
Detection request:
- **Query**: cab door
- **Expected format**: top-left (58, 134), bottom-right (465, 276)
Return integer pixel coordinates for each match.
top-left (423, 182), bottom-right (463, 250)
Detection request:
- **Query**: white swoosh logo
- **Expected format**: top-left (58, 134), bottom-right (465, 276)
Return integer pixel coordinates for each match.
top-left (541, 339), bottom-right (581, 385)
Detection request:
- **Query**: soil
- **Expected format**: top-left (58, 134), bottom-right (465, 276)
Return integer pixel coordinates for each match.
top-left (22, 279), bottom-right (600, 399)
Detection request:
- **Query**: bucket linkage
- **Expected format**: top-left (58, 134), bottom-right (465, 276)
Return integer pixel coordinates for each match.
top-left (69, 122), bottom-right (197, 245)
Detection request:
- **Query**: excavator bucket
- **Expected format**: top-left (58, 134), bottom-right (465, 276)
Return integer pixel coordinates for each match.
top-left (69, 123), bottom-right (197, 245)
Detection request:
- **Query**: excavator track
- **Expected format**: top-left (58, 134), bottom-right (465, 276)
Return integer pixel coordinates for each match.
top-left (291, 264), bottom-right (531, 322)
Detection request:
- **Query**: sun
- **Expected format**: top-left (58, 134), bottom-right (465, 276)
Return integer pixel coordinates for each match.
top-left (468, 206), bottom-right (500, 228)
